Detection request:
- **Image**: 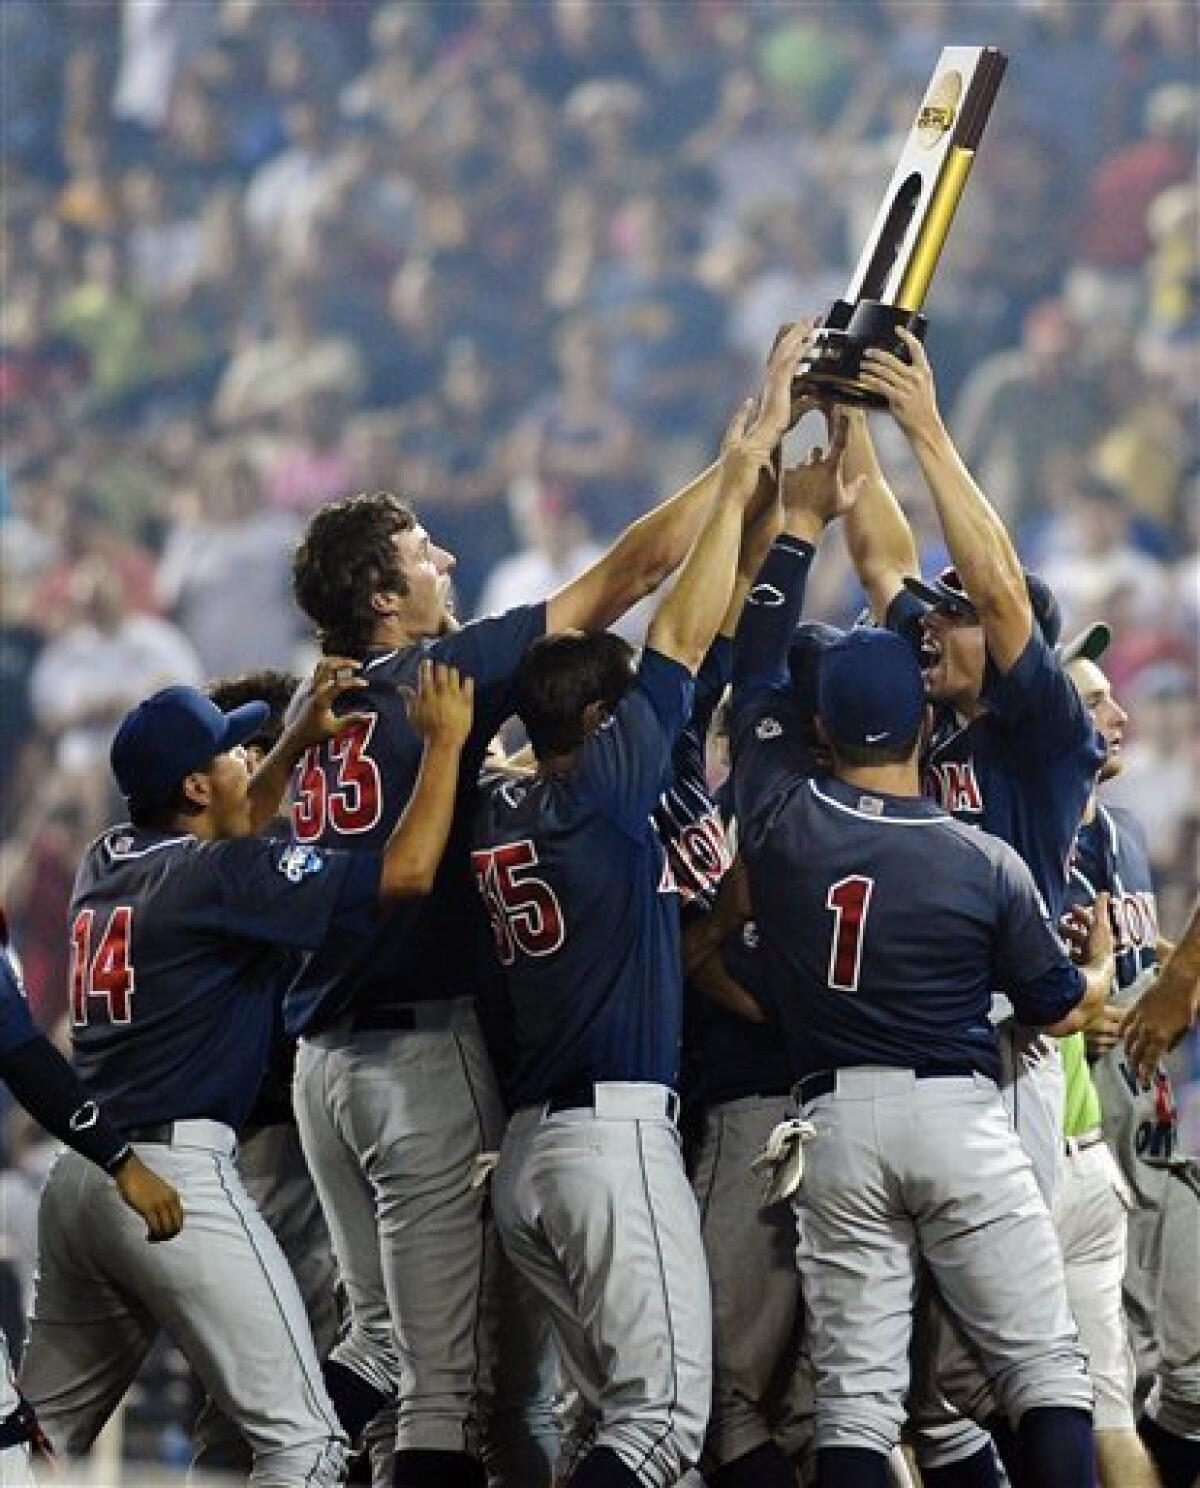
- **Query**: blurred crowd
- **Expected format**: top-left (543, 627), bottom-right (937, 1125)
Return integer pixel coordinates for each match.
top-left (0, 0), bottom-right (1197, 1452)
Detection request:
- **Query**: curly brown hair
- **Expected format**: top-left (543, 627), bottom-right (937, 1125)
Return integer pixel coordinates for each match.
top-left (292, 492), bottom-right (415, 657)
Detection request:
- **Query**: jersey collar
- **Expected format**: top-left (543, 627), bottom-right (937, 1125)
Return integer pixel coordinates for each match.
top-left (811, 775), bottom-right (947, 824)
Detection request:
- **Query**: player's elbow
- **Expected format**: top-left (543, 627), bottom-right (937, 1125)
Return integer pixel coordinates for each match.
top-left (379, 857), bottom-right (437, 900)
top-left (1012, 964), bottom-right (1086, 1032)
top-left (645, 620), bottom-right (703, 676)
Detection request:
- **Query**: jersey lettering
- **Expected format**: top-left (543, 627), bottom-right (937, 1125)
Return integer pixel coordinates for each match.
top-left (70, 906), bottom-right (136, 1026)
top-left (1109, 890), bottom-right (1157, 954)
top-left (826, 875), bottom-right (874, 993)
top-left (926, 759), bottom-right (984, 814)
top-left (471, 841), bottom-right (566, 966)
top-left (293, 717), bottom-right (383, 842)
top-left (672, 812), bottom-right (733, 905)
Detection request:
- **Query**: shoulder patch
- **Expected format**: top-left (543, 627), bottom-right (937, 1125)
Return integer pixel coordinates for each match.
top-left (755, 716), bottom-right (783, 741)
top-left (277, 845), bottom-right (327, 883)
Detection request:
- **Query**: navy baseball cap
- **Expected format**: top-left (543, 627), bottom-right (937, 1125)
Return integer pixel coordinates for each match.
top-left (111, 686), bottom-right (270, 807)
top-left (787, 621), bottom-right (844, 720)
top-left (903, 566), bottom-right (1062, 648)
top-left (1058, 620), bottom-right (1111, 667)
top-left (817, 628), bottom-right (926, 750)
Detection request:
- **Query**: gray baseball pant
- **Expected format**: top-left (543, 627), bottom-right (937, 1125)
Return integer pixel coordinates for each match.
top-left (192, 1118), bottom-right (344, 1473)
top-left (295, 1000), bottom-right (558, 1478)
top-left (494, 1083), bottom-right (712, 1488)
top-left (793, 1067), bottom-right (1092, 1460)
top-left (18, 1124), bottom-right (346, 1487)
top-left (689, 1094), bottom-right (812, 1472)
top-left (1145, 1160), bottom-right (1200, 1441)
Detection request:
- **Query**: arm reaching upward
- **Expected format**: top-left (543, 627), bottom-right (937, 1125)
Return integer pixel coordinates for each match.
top-left (858, 328), bottom-right (1032, 673)
top-left (648, 324), bottom-right (813, 674)
top-left (841, 408), bottom-right (920, 618)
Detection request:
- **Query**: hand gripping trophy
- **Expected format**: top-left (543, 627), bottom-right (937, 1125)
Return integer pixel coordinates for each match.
top-left (798, 46), bottom-right (1007, 406)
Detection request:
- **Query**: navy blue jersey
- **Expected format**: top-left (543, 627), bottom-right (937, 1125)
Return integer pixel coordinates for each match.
top-left (733, 693), bottom-right (1083, 1082)
top-left (0, 946), bottom-right (40, 1059)
top-left (71, 827), bottom-right (380, 1129)
top-left (284, 605), bottom-right (546, 1035)
top-left (888, 591), bottom-right (1104, 922)
top-left (1068, 805), bottom-right (1159, 993)
top-left (472, 648), bottom-right (693, 1106)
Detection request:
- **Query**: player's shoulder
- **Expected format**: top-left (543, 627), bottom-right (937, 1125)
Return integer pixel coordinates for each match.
top-left (1102, 802), bottom-right (1149, 854)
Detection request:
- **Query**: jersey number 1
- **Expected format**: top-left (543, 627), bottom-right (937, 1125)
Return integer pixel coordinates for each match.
top-left (70, 907), bottom-right (135, 1025)
top-left (826, 876), bottom-right (873, 993)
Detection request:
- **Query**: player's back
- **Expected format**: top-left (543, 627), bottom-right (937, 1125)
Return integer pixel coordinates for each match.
top-left (284, 606), bottom-right (545, 1035)
top-left (471, 647), bottom-right (693, 1109)
top-left (72, 826), bottom-right (376, 1129)
top-left (742, 775), bottom-right (1056, 1083)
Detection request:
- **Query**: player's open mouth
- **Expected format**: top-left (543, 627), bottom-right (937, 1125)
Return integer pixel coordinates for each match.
top-left (919, 634), bottom-right (942, 678)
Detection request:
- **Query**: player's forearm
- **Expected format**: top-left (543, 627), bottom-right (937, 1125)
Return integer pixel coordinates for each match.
top-left (0, 1035), bottom-right (132, 1173)
top-left (906, 417), bottom-right (1026, 620)
top-left (379, 738), bottom-right (464, 899)
top-left (842, 412), bottom-right (919, 615)
top-left (731, 536), bottom-right (815, 699)
top-left (648, 484), bottom-right (751, 674)
top-left (1042, 959), bottom-right (1113, 1036)
top-left (246, 736), bottom-right (307, 834)
top-left (691, 953), bottom-right (767, 1024)
top-left (1152, 906), bottom-right (1200, 1012)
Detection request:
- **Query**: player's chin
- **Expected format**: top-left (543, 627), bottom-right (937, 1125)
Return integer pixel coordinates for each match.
top-left (1099, 753), bottom-right (1123, 783)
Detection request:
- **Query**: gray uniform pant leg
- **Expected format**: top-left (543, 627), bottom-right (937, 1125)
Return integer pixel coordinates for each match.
top-left (19, 1138), bottom-right (346, 1488)
top-left (494, 1088), bottom-right (712, 1488)
top-left (795, 1070), bottom-right (1091, 1459)
top-left (690, 1095), bottom-right (810, 1471)
top-left (296, 1007), bottom-right (554, 1465)
top-left (1054, 1140), bottom-right (1137, 1431)
top-left (1146, 1160), bottom-right (1200, 1440)
top-left (193, 1119), bottom-right (345, 1474)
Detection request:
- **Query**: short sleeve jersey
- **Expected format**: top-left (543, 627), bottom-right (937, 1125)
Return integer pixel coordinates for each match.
top-left (71, 827), bottom-right (380, 1129)
top-left (888, 592), bottom-right (1105, 921)
top-left (734, 691), bottom-right (1082, 1083)
top-left (284, 605), bottom-right (546, 1036)
top-left (471, 648), bottom-right (693, 1107)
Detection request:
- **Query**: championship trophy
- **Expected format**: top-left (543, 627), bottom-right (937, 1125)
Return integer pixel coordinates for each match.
top-left (797, 46), bottom-right (1007, 406)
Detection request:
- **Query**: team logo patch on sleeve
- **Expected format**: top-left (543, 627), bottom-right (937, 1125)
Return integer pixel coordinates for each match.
top-left (277, 845), bottom-right (327, 883)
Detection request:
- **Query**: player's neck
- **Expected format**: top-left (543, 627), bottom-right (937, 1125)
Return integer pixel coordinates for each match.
top-left (834, 760), bottom-right (922, 799)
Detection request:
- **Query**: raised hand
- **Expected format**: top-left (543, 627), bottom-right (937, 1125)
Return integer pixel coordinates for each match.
top-left (781, 409), bottom-right (862, 538)
top-left (116, 1154), bottom-right (185, 1243)
top-left (857, 325), bottom-right (942, 438)
top-left (292, 656), bottom-right (372, 748)
top-left (717, 322), bottom-right (818, 505)
top-left (404, 660), bottom-right (475, 747)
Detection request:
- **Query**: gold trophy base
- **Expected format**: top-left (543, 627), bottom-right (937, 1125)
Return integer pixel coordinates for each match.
top-left (795, 300), bottom-right (928, 408)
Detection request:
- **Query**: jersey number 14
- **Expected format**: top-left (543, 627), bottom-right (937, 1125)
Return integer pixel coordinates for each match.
top-left (70, 906), bottom-right (135, 1025)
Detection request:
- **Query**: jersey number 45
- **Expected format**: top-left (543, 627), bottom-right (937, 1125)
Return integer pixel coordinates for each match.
top-left (471, 841), bottom-right (565, 966)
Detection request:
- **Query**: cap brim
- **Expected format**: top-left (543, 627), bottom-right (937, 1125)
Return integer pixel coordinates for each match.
top-left (1058, 622), bottom-right (1112, 667)
top-left (902, 575), bottom-right (976, 616)
top-left (219, 700), bottom-right (272, 755)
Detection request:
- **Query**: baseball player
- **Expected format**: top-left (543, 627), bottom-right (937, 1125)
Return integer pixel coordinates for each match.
top-left (730, 504), bottom-right (1105, 1487)
top-left (17, 658), bottom-right (473, 1487)
top-left (678, 441), bottom-right (855, 1488)
top-left (1062, 629), bottom-right (1200, 1488)
top-left (282, 343), bottom-right (800, 1488)
top-left (0, 933), bottom-right (181, 1486)
top-left (190, 671), bottom-right (344, 1477)
top-left (850, 341), bottom-right (1107, 1485)
top-left (469, 326), bottom-right (811, 1488)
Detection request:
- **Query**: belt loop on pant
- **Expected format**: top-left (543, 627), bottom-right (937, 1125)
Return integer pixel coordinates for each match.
top-left (539, 1082), bottom-right (680, 1125)
top-left (1063, 1126), bottom-right (1106, 1158)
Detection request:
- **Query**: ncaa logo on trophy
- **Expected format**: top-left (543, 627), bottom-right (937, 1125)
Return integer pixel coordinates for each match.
top-left (797, 47), bottom-right (1007, 407)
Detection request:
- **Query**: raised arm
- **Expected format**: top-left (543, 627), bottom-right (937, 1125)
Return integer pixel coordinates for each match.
top-left (858, 328), bottom-right (1033, 673)
top-left (841, 408), bottom-right (920, 618)
top-left (1125, 898), bottom-right (1200, 1080)
top-left (648, 325), bottom-right (812, 674)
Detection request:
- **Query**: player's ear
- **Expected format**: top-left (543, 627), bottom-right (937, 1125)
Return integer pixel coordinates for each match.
top-left (580, 698), bottom-right (608, 735)
top-left (181, 770), bottom-right (213, 810)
